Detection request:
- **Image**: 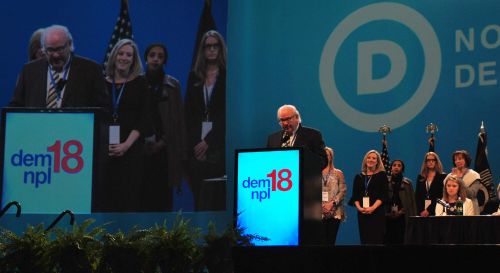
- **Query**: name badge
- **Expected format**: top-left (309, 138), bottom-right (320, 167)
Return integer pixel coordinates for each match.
top-left (109, 124), bottom-right (120, 144)
top-left (322, 191), bottom-right (329, 202)
top-left (424, 199), bottom-right (432, 210)
top-left (201, 121), bottom-right (213, 140)
top-left (362, 196), bottom-right (370, 208)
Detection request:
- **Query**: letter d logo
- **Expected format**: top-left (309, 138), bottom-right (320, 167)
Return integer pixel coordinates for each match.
top-left (358, 40), bottom-right (407, 95)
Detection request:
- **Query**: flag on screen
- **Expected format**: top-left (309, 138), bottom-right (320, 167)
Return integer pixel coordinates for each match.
top-left (474, 124), bottom-right (496, 208)
top-left (103, 0), bottom-right (133, 70)
top-left (190, 0), bottom-right (216, 68)
top-left (428, 135), bottom-right (435, 152)
top-left (381, 136), bottom-right (391, 175)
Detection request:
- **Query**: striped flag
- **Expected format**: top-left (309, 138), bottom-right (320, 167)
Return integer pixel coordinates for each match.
top-left (190, 0), bottom-right (216, 68)
top-left (103, 0), bottom-right (133, 70)
top-left (381, 136), bottom-right (391, 174)
top-left (474, 124), bottom-right (496, 212)
top-left (428, 135), bottom-right (435, 152)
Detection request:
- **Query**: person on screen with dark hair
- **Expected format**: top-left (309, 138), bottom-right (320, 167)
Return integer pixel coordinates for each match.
top-left (10, 24), bottom-right (109, 108)
top-left (185, 30), bottom-right (227, 211)
top-left (266, 104), bottom-right (327, 168)
top-left (142, 43), bottom-right (187, 211)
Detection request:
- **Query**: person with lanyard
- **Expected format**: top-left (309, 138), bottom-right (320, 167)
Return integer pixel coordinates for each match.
top-left (99, 38), bottom-right (150, 212)
top-left (415, 152), bottom-right (446, 217)
top-left (385, 159), bottom-right (416, 244)
top-left (184, 30), bottom-right (227, 211)
top-left (10, 24), bottom-right (109, 108)
top-left (321, 147), bottom-right (346, 245)
top-left (349, 150), bottom-right (388, 245)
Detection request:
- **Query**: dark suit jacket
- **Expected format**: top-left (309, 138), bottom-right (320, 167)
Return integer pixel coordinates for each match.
top-left (9, 55), bottom-right (109, 108)
top-left (267, 124), bottom-right (327, 169)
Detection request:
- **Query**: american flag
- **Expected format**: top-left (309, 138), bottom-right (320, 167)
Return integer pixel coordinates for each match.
top-left (103, 0), bottom-right (133, 69)
top-left (381, 136), bottom-right (391, 175)
top-left (428, 135), bottom-right (435, 152)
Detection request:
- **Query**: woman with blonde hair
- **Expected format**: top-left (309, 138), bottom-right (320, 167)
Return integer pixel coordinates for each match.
top-left (321, 147), bottom-right (346, 245)
top-left (415, 152), bottom-right (446, 216)
top-left (102, 38), bottom-right (150, 212)
top-left (349, 150), bottom-right (388, 244)
top-left (435, 175), bottom-right (474, 216)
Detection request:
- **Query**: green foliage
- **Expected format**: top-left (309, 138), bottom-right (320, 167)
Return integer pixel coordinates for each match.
top-left (147, 214), bottom-right (203, 273)
top-left (203, 220), bottom-right (268, 273)
top-left (98, 227), bottom-right (150, 273)
top-left (0, 224), bottom-right (51, 273)
top-left (0, 214), bottom-right (268, 273)
top-left (47, 218), bottom-right (105, 273)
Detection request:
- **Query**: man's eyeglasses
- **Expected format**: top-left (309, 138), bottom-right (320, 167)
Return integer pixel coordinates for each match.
top-left (45, 43), bottom-right (68, 55)
top-left (204, 43), bottom-right (220, 50)
top-left (426, 158), bottom-right (437, 162)
top-left (278, 115), bottom-right (296, 124)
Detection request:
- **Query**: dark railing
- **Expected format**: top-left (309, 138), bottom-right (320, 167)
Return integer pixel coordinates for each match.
top-left (0, 201), bottom-right (21, 218)
top-left (45, 210), bottom-right (75, 231)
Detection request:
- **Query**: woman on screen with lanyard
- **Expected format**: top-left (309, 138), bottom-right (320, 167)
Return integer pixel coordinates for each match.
top-left (101, 38), bottom-right (150, 212)
top-left (415, 152), bottom-right (446, 217)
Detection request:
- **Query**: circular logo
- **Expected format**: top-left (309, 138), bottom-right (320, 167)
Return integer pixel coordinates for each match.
top-left (319, 2), bottom-right (441, 132)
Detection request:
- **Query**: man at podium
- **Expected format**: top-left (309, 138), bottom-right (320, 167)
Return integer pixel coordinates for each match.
top-left (267, 104), bottom-right (328, 244)
top-left (267, 104), bottom-right (327, 169)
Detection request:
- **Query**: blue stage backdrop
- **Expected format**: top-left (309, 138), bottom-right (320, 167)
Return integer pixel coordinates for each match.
top-left (227, 0), bottom-right (500, 244)
top-left (0, 0), bottom-right (228, 235)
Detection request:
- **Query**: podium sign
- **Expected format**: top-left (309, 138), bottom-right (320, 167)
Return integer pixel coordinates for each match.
top-left (0, 108), bottom-right (100, 214)
top-left (235, 148), bottom-right (301, 246)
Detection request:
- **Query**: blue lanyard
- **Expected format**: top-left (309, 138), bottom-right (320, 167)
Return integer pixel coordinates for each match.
top-left (48, 56), bottom-right (72, 101)
top-left (112, 78), bottom-right (126, 121)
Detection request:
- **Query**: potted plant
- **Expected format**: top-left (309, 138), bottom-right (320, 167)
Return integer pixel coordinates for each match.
top-left (147, 214), bottom-right (203, 273)
top-left (0, 224), bottom-right (51, 273)
top-left (98, 227), bottom-right (150, 273)
top-left (47, 218), bottom-right (104, 273)
top-left (203, 220), bottom-right (268, 273)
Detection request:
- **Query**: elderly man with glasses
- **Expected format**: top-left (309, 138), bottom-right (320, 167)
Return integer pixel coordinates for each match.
top-left (10, 24), bottom-right (109, 108)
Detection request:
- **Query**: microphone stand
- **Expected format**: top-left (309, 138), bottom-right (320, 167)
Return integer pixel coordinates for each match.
top-left (45, 210), bottom-right (75, 232)
top-left (0, 201), bottom-right (22, 218)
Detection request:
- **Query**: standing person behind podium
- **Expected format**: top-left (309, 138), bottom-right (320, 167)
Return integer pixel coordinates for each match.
top-left (321, 147), bottom-right (346, 245)
top-left (28, 28), bottom-right (45, 61)
top-left (349, 150), bottom-right (388, 245)
top-left (435, 174), bottom-right (474, 216)
top-left (185, 30), bottom-right (227, 211)
top-left (445, 150), bottom-right (481, 214)
top-left (266, 104), bottom-right (327, 168)
top-left (385, 159), bottom-right (416, 245)
top-left (142, 43), bottom-right (187, 211)
top-left (102, 39), bottom-right (150, 212)
top-left (415, 152), bottom-right (446, 217)
top-left (10, 24), bottom-right (109, 108)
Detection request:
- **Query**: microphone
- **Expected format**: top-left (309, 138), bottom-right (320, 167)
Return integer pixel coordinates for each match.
top-left (436, 198), bottom-right (450, 208)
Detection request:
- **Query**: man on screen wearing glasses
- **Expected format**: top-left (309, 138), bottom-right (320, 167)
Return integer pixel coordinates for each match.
top-left (10, 24), bottom-right (109, 108)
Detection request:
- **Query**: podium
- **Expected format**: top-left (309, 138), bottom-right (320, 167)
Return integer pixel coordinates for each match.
top-left (235, 147), bottom-right (324, 246)
top-left (0, 107), bottom-right (107, 214)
